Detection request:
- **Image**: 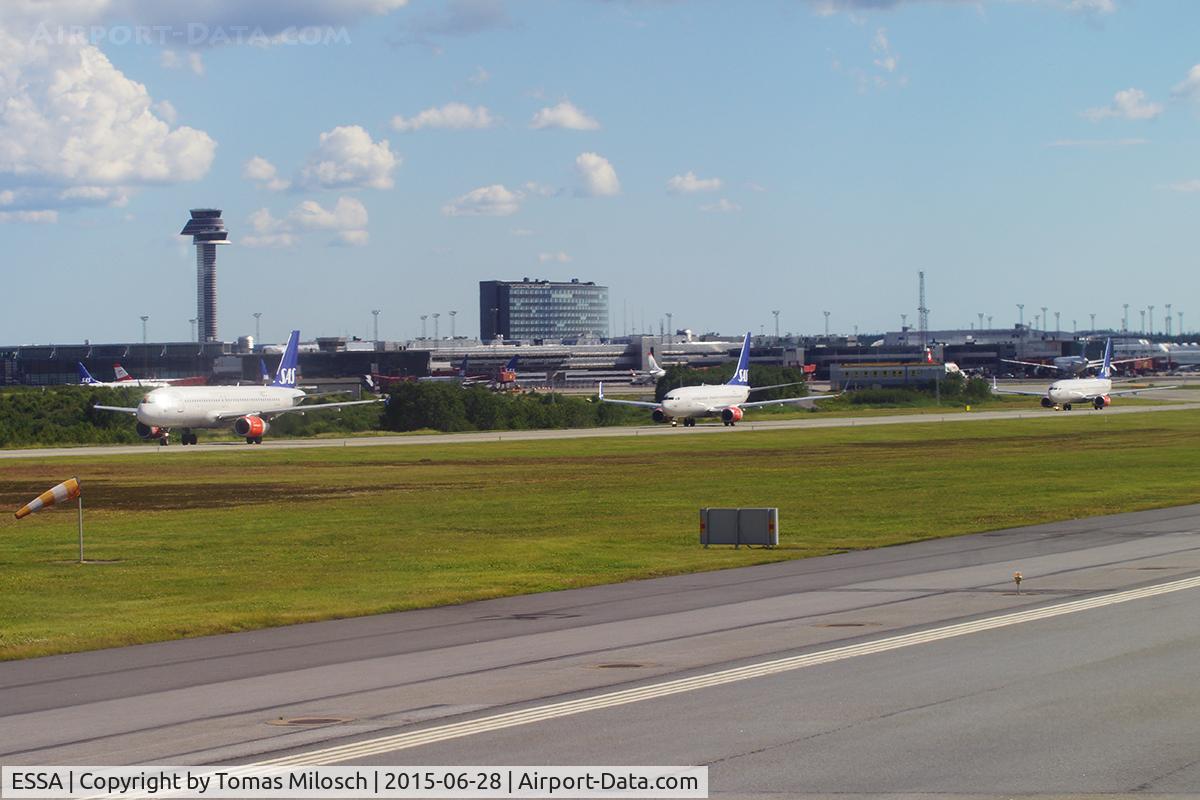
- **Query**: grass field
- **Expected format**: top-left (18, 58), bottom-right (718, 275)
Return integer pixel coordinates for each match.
top-left (2, 409), bottom-right (1199, 661)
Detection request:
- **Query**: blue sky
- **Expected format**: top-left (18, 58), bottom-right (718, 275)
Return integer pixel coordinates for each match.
top-left (2, 0), bottom-right (1199, 345)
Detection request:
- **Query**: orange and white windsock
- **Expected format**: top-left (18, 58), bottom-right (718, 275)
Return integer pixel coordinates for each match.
top-left (14, 478), bottom-right (81, 520)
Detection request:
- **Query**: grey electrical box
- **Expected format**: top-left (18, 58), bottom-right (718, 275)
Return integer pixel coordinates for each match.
top-left (700, 507), bottom-right (779, 548)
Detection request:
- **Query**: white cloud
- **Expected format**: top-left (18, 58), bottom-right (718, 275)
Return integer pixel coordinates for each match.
top-left (1084, 88), bottom-right (1163, 121)
top-left (243, 197), bottom-right (368, 247)
top-left (1172, 64), bottom-right (1200, 100)
top-left (538, 251), bottom-right (571, 264)
top-left (574, 152), bottom-right (620, 197)
top-left (242, 156), bottom-right (291, 191)
top-left (511, 228), bottom-right (534, 236)
top-left (667, 171), bottom-right (722, 194)
top-left (0, 27), bottom-right (216, 218)
top-left (808, 0), bottom-right (1115, 14)
top-left (1047, 138), bottom-right (1148, 148)
top-left (701, 198), bottom-right (741, 213)
top-left (468, 66), bottom-right (490, 85)
top-left (160, 49), bottom-right (205, 76)
top-left (871, 28), bottom-right (897, 73)
top-left (300, 125), bottom-right (398, 189)
top-left (521, 181), bottom-right (557, 197)
top-left (0, 210), bottom-right (58, 223)
top-left (442, 184), bottom-right (521, 216)
top-left (391, 102), bottom-right (495, 132)
top-left (1164, 179), bottom-right (1200, 193)
top-left (531, 101), bottom-right (600, 131)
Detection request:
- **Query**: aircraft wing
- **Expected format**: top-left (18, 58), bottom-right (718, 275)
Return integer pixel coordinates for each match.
top-left (93, 404), bottom-right (138, 414)
top-left (735, 393), bottom-right (839, 410)
top-left (1095, 357), bottom-right (1148, 368)
top-left (596, 383), bottom-right (660, 409)
top-left (1104, 385), bottom-right (1178, 397)
top-left (999, 358), bottom-right (1054, 371)
top-left (268, 398), bottom-right (385, 418)
top-left (747, 381), bottom-right (804, 392)
top-left (990, 384), bottom-right (1046, 396)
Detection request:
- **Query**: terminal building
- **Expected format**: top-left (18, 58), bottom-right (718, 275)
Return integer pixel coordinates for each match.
top-left (479, 278), bottom-right (609, 342)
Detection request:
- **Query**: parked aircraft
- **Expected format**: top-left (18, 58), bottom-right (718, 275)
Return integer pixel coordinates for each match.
top-left (598, 332), bottom-right (837, 426)
top-left (1001, 341), bottom-right (1142, 377)
top-left (630, 352), bottom-right (667, 385)
top-left (993, 338), bottom-right (1175, 410)
top-left (94, 330), bottom-right (382, 445)
top-left (77, 362), bottom-right (172, 389)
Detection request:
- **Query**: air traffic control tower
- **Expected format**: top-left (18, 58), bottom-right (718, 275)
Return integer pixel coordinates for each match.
top-left (179, 208), bottom-right (231, 342)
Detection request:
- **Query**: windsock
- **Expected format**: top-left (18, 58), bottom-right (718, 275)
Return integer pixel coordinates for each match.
top-left (14, 478), bottom-right (81, 520)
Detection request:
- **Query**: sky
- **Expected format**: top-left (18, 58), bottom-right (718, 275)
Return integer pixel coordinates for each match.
top-left (2, 0), bottom-right (1199, 345)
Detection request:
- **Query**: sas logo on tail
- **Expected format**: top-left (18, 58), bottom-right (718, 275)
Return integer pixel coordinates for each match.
top-left (277, 367), bottom-right (297, 386)
top-left (735, 368), bottom-right (749, 383)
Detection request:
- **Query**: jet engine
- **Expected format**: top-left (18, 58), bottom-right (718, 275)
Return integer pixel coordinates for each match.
top-left (1040, 397), bottom-right (1054, 408)
top-left (721, 407), bottom-right (744, 424)
top-left (1093, 395), bottom-right (1111, 410)
top-left (135, 422), bottom-right (165, 440)
top-left (651, 408), bottom-right (668, 423)
top-left (234, 415), bottom-right (270, 437)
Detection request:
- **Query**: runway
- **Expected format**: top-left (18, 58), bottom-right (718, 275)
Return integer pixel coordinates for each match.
top-left (2, 398), bottom-right (1198, 460)
top-left (4, 504), bottom-right (1200, 796)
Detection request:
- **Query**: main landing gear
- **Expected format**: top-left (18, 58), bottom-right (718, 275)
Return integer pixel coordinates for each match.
top-left (245, 436), bottom-right (263, 445)
top-left (179, 430), bottom-right (198, 445)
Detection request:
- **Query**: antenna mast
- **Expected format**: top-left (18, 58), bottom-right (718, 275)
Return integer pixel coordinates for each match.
top-left (917, 271), bottom-right (929, 347)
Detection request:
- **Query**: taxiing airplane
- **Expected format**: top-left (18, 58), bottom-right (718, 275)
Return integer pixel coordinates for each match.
top-left (630, 351), bottom-right (667, 385)
top-left (598, 332), bottom-right (837, 426)
top-left (993, 338), bottom-right (1175, 410)
top-left (1001, 342), bottom-right (1142, 377)
top-left (94, 330), bottom-right (383, 445)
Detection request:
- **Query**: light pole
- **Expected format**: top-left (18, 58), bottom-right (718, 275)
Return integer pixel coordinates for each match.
top-left (371, 309), bottom-right (381, 343)
top-left (1179, 311), bottom-right (1184, 337)
top-left (1123, 304), bottom-right (1129, 332)
top-left (1090, 313), bottom-right (1095, 331)
top-left (1040, 306), bottom-right (1047, 332)
top-left (977, 312), bottom-right (984, 331)
top-left (1072, 319), bottom-right (1076, 335)
top-left (987, 315), bottom-right (993, 329)
top-left (253, 312), bottom-right (262, 344)
top-left (140, 315), bottom-right (149, 344)
top-left (1149, 305), bottom-right (1155, 336)
top-left (823, 310), bottom-right (830, 337)
top-left (449, 310), bottom-right (457, 339)
top-left (901, 313), bottom-right (907, 329)
top-left (1054, 311), bottom-right (1060, 334)
top-left (772, 310), bottom-right (780, 340)
top-left (189, 318), bottom-right (197, 341)
top-left (1017, 304), bottom-right (1024, 328)
top-left (433, 312), bottom-right (440, 341)
top-left (1140, 308), bottom-right (1146, 333)
top-left (420, 314), bottom-right (427, 339)
top-left (1166, 304), bottom-right (1172, 336)
top-left (666, 312), bottom-right (673, 340)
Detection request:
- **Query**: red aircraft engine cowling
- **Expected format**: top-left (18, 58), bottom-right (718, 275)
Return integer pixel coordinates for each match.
top-left (721, 407), bottom-right (744, 423)
top-left (1094, 395), bottom-right (1112, 409)
top-left (234, 415), bottom-right (270, 437)
top-left (135, 422), bottom-right (165, 440)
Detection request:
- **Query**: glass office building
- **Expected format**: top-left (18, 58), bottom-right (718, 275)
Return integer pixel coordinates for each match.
top-left (480, 279), bottom-right (609, 341)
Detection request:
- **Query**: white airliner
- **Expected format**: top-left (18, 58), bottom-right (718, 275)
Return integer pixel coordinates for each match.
top-left (94, 330), bottom-right (382, 445)
top-left (76, 362), bottom-right (174, 389)
top-left (599, 332), bottom-right (837, 426)
top-left (1001, 343), bottom-right (1142, 377)
top-left (630, 352), bottom-right (667, 385)
top-left (993, 338), bottom-right (1174, 410)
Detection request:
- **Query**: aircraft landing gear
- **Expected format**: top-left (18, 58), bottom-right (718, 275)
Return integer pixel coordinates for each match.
top-left (670, 419), bottom-right (678, 427)
top-left (181, 431), bottom-right (197, 445)
top-left (245, 436), bottom-right (263, 445)
top-left (158, 436), bottom-right (169, 446)
top-left (1063, 403), bottom-right (1072, 411)
top-left (682, 418), bottom-right (695, 427)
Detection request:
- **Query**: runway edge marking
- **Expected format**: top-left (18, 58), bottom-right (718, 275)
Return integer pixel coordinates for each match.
top-left (249, 574), bottom-right (1200, 766)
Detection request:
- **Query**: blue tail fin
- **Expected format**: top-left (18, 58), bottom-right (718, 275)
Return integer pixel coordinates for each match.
top-left (458, 356), bottom-right (469, 376)
top-left (504, 355), bottom-right (518, 372)
top-left (1099, 337), bottom-right (1113, 378)
top-left (726, 332), bottom-right (752, 386)
top-left (77, 362), bottom-right (98, 385)
top-left (271, 330), bottom-right (300, 387)
top-left (259, 358), bottom-right (269, 383)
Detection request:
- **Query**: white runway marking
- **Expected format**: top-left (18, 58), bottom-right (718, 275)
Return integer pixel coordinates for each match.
top-left (252, 575), bottom-right (1200, 766)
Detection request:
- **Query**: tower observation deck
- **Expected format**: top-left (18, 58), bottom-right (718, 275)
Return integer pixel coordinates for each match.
top-left (179, 209), bottom-right (231, 342)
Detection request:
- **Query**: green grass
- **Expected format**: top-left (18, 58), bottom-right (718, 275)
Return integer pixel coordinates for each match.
top-left (2, 409), bottom-right (1200, 660)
